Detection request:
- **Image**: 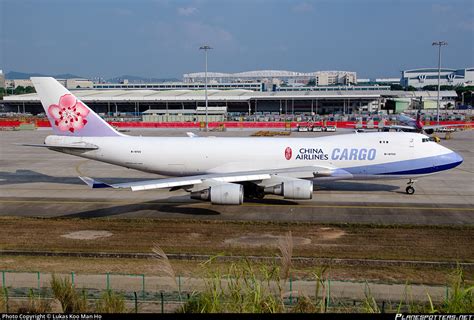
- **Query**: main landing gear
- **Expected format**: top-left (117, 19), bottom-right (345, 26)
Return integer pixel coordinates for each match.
top-left (242, 182), bottom-right (265, 200)
top-left (405, 179), bottom-right (417, 195)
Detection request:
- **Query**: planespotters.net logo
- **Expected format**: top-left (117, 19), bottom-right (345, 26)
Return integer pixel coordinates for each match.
top-left (395, 314), bottom-right (473, 320)
top-left (285, 147), bottom-right (292, 160)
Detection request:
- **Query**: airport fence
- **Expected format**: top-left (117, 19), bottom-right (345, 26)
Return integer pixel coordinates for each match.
top-left (0, 270), bottom-right (450, 313)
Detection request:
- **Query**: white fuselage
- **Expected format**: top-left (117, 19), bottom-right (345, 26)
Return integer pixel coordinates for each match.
top-left (45, 132), bottom-right (462, 181)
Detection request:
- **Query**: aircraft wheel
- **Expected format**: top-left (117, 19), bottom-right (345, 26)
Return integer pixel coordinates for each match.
top-left (405, 186), bottom-right (415, 195)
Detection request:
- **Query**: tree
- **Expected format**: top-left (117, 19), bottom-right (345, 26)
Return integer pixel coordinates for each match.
top-left (455, 86), bottom-right (474, 94)
top-left (25, 86), bottom-right (36, 94)
top-left (422, 85), bottom-right (438, 91)
top-left (405, 86), bottom-right (417, 91)
top-left (14, 86), bottom-right (26, 95)
top-left (390, 84), bottom-right (403, 91)
top-left (306, 78), bottom-right (316, 86)
top-left (422, 85), bottom-right (454, 91)
top-left (455, 86), bottom-right (474, 105)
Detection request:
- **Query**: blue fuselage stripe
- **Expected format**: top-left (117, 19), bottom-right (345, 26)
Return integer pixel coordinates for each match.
top-left (341, 152), bottom-right (462, 176)
top-left (379, 161), bottom-right (462, 175)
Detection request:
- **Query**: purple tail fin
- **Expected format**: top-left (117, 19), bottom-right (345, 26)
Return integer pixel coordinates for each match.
top-left (31, 77), bottom-right (122, 137)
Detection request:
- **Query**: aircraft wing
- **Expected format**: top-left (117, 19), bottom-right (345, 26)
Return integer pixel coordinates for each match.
top-left (423, 124), bottom-right (466, 130)
top-left (78, 165), bottom-right (338, 191)
top-left (383, 124), bottom-right (416, 131)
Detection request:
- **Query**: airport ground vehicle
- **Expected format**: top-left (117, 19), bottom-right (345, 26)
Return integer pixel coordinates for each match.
top-left (312, 126), bottom-right (323, 132)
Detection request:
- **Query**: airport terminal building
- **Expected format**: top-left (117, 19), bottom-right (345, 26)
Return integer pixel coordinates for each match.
top-left (183, 70), bottom-right (357, 86)
top-left (2, 88), bottom-right (457, 118)
top-left (401, 68), bottom-right (474, 88)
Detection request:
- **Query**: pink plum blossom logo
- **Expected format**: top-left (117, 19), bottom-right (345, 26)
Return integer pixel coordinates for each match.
top-left (285, 147), bottom-right (292, 160)
top-left (48, 94), bottom-right (89, 133)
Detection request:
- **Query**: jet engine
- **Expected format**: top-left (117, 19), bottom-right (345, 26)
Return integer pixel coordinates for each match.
top-left (424, 129), bottom-right (434, 135)
top-left (191, 183), bottom-right (244, 205)
top-left (264, 179), bottom-right (313, 200)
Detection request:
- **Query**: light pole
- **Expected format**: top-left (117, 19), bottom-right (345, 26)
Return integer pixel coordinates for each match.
top-left (432, 41), bottom-right (448, 124)
top-left (199, 45), bottom-right (212, 131)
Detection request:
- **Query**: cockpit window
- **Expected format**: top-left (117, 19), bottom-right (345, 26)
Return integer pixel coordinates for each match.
top-left (422, 138), bottom-right (430, 142)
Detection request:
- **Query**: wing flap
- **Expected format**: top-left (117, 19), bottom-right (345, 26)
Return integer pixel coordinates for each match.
top-left (423, 124), bottom-right (465, 130)
top-left (212, 174), bottom-right (271, 183)
top-left (385, 125), bottom-right (416, 131)
top-left (130, 179), bottom-right (203, 191)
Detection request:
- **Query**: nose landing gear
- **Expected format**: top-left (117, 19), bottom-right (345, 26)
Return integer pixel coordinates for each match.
top-left (405, 179), bottom-right (417, 195)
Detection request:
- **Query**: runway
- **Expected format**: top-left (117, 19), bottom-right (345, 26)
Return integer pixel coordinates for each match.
top-left (1, 129), bottom-right (473, 225)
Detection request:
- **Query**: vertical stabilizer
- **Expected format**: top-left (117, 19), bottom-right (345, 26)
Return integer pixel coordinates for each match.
top-left (31, 77), bottom-right (122, 137)
top-left (415, 111), bottom-right (424, 130)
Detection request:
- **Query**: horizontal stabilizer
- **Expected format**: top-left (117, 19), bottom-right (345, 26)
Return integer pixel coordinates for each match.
top-left (19, 143), bottom-right (98, 150)
top-left (78, 176), bottom-right (112, 189)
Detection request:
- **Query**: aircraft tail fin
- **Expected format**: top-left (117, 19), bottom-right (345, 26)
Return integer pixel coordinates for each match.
top-left (415, 111), bottom-right (424, 129)
top-left (31, 77), bottom-right (122, 137)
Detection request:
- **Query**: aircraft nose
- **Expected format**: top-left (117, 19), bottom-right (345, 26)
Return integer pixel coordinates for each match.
top-left (450, 152), bottom-right (463, 166)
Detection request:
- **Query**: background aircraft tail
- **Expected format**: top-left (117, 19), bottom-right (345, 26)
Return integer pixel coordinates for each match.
top-left (415, 110), bottom-right (424, 130)
top-left (31, 77), bottom-right (122, 137)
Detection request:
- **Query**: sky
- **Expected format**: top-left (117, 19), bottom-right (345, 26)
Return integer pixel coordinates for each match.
top-left (1, 0), bottom-right (473, 79)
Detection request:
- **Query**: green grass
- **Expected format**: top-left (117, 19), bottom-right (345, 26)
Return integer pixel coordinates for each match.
top-left (0, 253), bottom-right (472, 313)
top-left (95, 290), bottom-right (127, 313)
top-left (178, 256), bottom-right (473, 313)
top-left (441, 266), bottom-right (474, 312)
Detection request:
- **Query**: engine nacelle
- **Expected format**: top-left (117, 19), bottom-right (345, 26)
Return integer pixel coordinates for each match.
top-left (191, 184), bottom-right (243, 205)
top-left (424, 128), bottom-right (434, 135)
top-left (264, 179), bottom-right (313, 200)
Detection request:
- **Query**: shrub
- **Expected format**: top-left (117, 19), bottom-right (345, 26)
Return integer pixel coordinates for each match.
top-left (17, 289), bottom-right (52, 313)
top-left (50, 274), bottom-right (88, 313)
top-left (95, 290), bottom-right (127, 313)
top-left (441, 266), bottom-right (473, 313)
top-left (0, 288), bottom-right (7, 313)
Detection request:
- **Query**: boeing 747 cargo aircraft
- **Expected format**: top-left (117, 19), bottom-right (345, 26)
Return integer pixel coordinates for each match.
top-left (27, 77), bottom-right (463, 204)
